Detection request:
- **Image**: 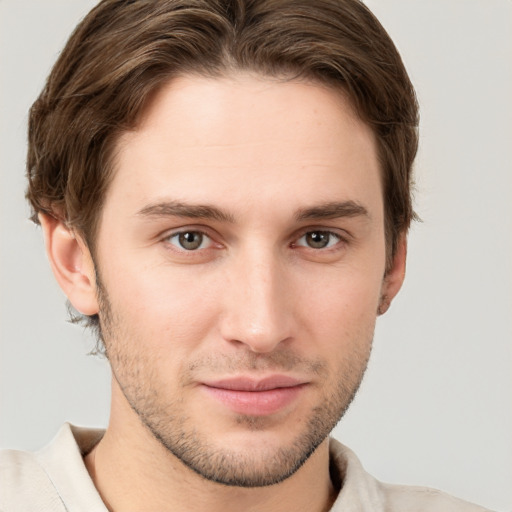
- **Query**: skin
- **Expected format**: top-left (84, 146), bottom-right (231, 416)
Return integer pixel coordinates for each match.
top-left (41, 74), bottom-right (406, 512)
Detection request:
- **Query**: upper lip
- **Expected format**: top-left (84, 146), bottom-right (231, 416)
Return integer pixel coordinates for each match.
top-left (202, 375), bottom-right (307, 391)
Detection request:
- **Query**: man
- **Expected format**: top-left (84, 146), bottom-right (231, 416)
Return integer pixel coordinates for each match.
top-left (0, 0), bottom-right (499, 510)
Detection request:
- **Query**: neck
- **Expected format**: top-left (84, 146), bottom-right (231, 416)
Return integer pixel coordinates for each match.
top-left (84, 383), bottom-right (336, 512)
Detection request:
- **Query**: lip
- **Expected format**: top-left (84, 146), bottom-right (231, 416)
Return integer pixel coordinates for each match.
top-left (200, 375), bottom-right (308, 416)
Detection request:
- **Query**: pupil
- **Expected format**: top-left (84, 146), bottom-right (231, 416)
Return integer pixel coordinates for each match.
top-left (179, 232), bottom-right (202, 250)
top-left (307, 231), bottom-right (329, 248)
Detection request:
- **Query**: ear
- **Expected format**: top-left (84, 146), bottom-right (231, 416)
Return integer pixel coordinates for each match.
top-left (378, 235), bottom-right (407, 315)
top-left (39, 213), bottom-right (99, 316)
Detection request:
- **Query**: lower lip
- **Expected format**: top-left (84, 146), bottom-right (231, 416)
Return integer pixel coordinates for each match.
top-left (201, 385), bottom-right (305, 416)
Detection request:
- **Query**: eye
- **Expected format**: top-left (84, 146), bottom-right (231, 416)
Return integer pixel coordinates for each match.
top-left (167, 231), bottom-right (212, 251)
top-left (295, 230), bottom-right (341, 249)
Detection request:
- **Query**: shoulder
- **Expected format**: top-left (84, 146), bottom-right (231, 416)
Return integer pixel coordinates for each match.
top-left (379, 482), bottom-right (494, 512)
top-left (0, 448), bottom-right (66, 511)
top-left (328, 438), bottom-right (494, 512)
top-left (0, 424), bottom-right (105, 512)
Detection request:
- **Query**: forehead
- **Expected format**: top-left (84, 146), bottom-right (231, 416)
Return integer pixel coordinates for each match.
top-left (106, 73), bottom-right (381, 222)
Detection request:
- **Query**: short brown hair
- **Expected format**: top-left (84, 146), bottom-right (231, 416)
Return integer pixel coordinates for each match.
top-left (27, 0), bottom-right (418, 336)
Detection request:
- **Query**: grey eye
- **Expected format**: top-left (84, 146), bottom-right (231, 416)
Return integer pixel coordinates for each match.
top-left (169, 231), bottom-right (210, 250)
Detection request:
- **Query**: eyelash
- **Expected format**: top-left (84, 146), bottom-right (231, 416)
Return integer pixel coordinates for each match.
top-left (165, 230), bottom-right (215, 251)
top-left (163, 228), bottom-right (347, 253)
top-left (292, 230), bottom-right (343, 250)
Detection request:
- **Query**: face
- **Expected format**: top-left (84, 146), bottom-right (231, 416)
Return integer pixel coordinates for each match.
top-left (91, 74), bottom-right (396, 486)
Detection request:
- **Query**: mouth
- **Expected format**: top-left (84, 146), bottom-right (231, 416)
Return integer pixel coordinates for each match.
top-left (200, 375), bottom-right (308, 416)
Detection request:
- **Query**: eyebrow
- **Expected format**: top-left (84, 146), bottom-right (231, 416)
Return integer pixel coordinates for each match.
top-left (295, 201), bottom-right (370, 221)
top-left (136, 201), bottom-right (235, 223)
top-left (136, 199), bottom-right (370, 224)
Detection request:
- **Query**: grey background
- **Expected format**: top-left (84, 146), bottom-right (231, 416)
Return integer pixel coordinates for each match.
top-left (1, 1), bottom-right (510, 510)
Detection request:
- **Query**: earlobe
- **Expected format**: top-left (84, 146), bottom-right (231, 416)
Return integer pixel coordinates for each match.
top-left (378, 235), bottom-right (407, 315)
top-left (39, 213), bottom-right (99, 316)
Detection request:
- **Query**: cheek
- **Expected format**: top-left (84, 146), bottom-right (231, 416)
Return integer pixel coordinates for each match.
top-left (298, 266), bottom-right (383, 357)
top-left (102, 259), bottom-right (222, 353)
top-left (308, 265), bottom-right (383, 320)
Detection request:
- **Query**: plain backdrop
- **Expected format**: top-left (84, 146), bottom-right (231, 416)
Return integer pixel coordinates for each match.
top-left (0, 1), bottom-right (510, 510)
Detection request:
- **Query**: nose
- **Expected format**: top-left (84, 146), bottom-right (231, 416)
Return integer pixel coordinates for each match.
top-left (219, 249), bottom-right (293, 354)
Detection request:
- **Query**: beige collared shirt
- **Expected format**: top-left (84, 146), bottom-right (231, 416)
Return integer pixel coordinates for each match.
top-left (0, 424), bottom-right (493, 511)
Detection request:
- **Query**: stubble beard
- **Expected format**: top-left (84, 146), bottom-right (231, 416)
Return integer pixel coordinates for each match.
top-left (97, 281), bottom-right (373, 488)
